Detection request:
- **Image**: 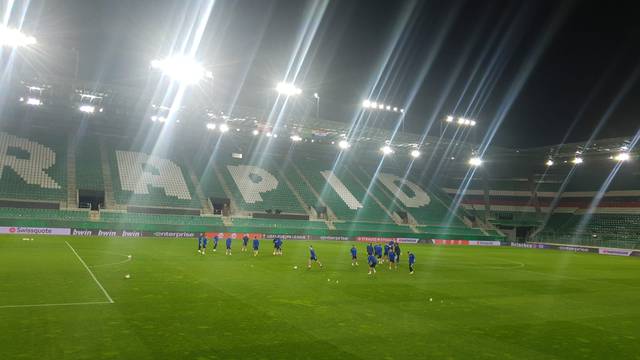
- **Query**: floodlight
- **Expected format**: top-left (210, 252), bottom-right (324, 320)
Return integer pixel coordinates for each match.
top-left (273, 133), bottom-right (278, 138)
top-left (457, 117), bottom-right (465, 124)
top-left (219, 123), bottom-right (229, 133)
top-left (386, 105), bottom-right (391, 110)
top-left (468, 157), bottom-right (482, 166)
top-left (25, 97), bottom-right (41, 106)
top-left (393, 107), bottom-right (398, 112)
top-left (377, 103), bottom-right (384, 110)
top-left (545, 159), bottom-right (554, 166)
top-left (151, 56), bottom-right (212, 84)
top-left (380, 145), bottom-right (393, 155)
top-left (266, 132), bottom-right (273, 137)
top-left (276, 82), bottom-right (302, 96)
top-left (362, 100), bottom-right (371, 108)
top-left (464, 119), bottom-right (471, 125)
top-left (338, 140), bottom-right (350, 149)
top-left (614, 153), bottom-right (630, 162)
top-left (410, 149), bottom-right (421, 158)
top-left (400, 109), bottom-right (404, 113)
top-left (78, 105), bottom-right (95, 114)
top-left (572, 157), bottom-right (583, 164)
top-left (0, 26), bottom-right (37, 47)
top-left (446, 115), bottom-right (454, 123)
top-left (206, 123), bottom-right (216, 130)
top-left (290, 135), bottom-right (302, 142)
top-left (313, 93), bottom-right (319, 99)
top-left (252, 129), bottom-right (259, 136)
top-left (470, 120), bottom-right (477, 126)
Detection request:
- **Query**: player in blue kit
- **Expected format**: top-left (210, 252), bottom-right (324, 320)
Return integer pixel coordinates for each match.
top-left (367, 254), bottom-right (378, 275)
top-left (241, 234), bottom-right (249, 252)
top-left (307, 245), bottom-right (323, 269)
top-left (197, 233), bottom-right (207, 254)
top-left (350, 245), bottom-right (358, 266)
top-left (383, 243), bottom-right (390, 263)
top-left (273, 237), bottom-right (283, 256)
top-left (408, 251), bottom-right (416, 274)
top-left (366, 243), bottom-right (374, 256)
top-left (374, 243), bottom-right (383, 263)
top-left (388, 249), bottom-right (397, 270)
top-left (213, 235), bottom-right (219, 252)
top-left (225, 237), bottom-right (232, 255)
top-left (252, 236), bottom-right (260, 256)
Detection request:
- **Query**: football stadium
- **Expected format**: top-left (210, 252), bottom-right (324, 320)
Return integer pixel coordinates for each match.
top-left (1, 1), bottom-right (640, 359)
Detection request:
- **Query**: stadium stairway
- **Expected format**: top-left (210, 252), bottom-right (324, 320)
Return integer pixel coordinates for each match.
top-left (183, 159), bottom-right (213, 215)
top-left (350, 165), bottom-right (419, 227)
top-left (212, 164), bottom-right (240, 215)
top-left (344, 167), bottom-right (408, 227)
top-left (99, 139), bottom-right (118, 210)
top-left (277, 167), bottom-right (314, 217)
top-left (66, 134), bottom-right (78, 209)
top-left (291, 162), bottom-right (337, 220)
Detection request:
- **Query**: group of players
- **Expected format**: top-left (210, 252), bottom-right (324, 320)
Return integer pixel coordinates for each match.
top-left (197, 233), bottom-right (416, 275)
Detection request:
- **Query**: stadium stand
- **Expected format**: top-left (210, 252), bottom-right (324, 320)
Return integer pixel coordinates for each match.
top-left (107, 139), bottom-right (201, 209)
top-left (215, 153), bottom-right (307, 214)
top-left (295, 156), bottom-right (394, 222)
top-left (0, 131), bottom-right (67, 202)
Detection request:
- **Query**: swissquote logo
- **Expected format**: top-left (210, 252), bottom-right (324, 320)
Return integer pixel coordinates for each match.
top-left (9, 227), bottom-right (16, 233)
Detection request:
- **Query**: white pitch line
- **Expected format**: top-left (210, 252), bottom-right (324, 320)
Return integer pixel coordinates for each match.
top-left (65, 241), bottom-right (114, 304)
top-left (0, 301), bottom-right (111, 309)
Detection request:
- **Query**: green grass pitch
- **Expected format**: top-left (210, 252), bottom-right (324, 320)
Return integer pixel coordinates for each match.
top-left (1, 235), bottom-right (639, 359)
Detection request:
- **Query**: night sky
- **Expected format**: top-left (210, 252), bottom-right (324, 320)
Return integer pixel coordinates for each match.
top-left (15, 0), bottom-right (640, 148)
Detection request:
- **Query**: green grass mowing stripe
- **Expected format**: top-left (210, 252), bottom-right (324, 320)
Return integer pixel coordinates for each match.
top-left (65, 241), bottom-right (115, 303)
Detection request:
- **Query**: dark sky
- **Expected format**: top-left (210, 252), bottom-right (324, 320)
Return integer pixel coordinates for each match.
top-left (15, 0), bottom-right (640, 148)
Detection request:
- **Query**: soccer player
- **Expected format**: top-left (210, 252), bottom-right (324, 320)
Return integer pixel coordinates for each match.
top-left (275, 237), bottom-right (283, 255)
top-left (367, 253), bottom-right (378, 275)
top-left (213, 234), bottom-right (219, 252)
top-left (394, 242), bottom-right (401, 263)
top-left (225, 237), bottom-right (232, 255)
top-left (408, 251), bottom-right (415, 274)
top-left (273, 237), bottom-right (280, 255)
top-left (252, 236), bottom-right (260, 256)
top-left (350, 245), bottom-right (358, 266)
top-left (388, 249), bottom-right (397, 270)
top-left (307, 245), bottom-right (323, 269)
top-left (366, 243), bottom-right (374, 256)
top-left (197, 233), bottom-right (205, 254)
top-left (242, 234), bottom-right (249, 252)
top-left (383, 243), bottom-right (390, 263)
top-left (374, 243), bottom-right (383, 263)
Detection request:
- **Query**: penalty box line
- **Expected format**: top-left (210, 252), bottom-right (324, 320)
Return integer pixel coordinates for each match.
top-left (65, 241), bottom-right (115, 304)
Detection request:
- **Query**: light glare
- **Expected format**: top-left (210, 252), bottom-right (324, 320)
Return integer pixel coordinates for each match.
top-left (614, 153), bottom-right (630, 162)
top-left (78, 105), bottom-right (95, 114)
top-left (276, 82), bottom-right (302, 96)
top-left (0, 26), bottom-right (37, 47)
top-left (469, 157), bottom-right (482, 166)
top-left (380, 145), bottom-right (393, 155)
top-left (26, 98), bottom-right (41, 106)
top-left (151, 56), bottom-right (211, 84)
top-left (338, 140), bottom-right (350, 149)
